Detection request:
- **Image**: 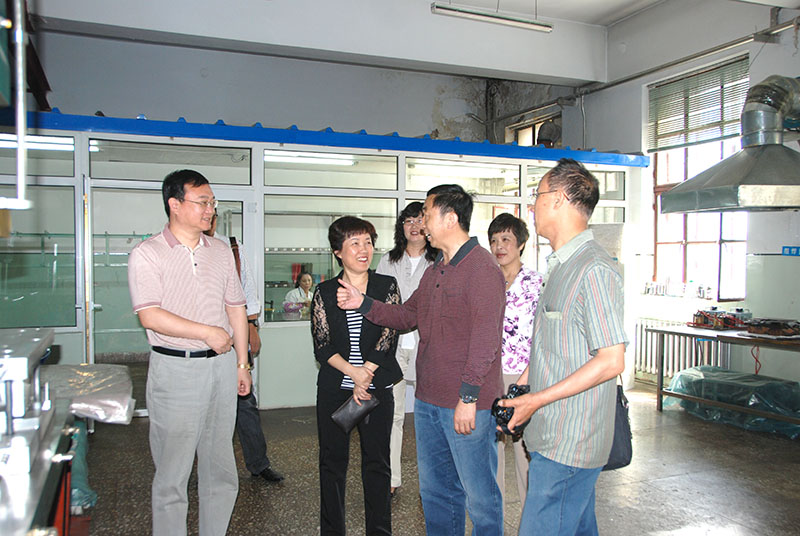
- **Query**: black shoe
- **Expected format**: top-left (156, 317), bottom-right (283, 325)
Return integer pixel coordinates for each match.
top-left (253, 467), bottom-right (284, 483)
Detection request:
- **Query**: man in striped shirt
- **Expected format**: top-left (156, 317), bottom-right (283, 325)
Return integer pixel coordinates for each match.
top-left (128, 169), bottom-right (251, 536)
top-left (500, 159), bottom-right (627, 535)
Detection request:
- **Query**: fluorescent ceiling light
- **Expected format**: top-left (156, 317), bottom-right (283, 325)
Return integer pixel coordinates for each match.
top-left (409, 159), bottom-right (518, 178)
top-left (431, 2), bottom-right (553, 33)
top-left (263, 150), bottom-right (355, 166)
top-left (410, 164), bottom-right (512, 179)
top-left (0, 134), bottom-right (75, 151)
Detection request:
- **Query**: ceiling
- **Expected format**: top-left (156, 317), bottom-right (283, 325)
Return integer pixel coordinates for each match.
top-left (451, 0), bottom-right (800, 26)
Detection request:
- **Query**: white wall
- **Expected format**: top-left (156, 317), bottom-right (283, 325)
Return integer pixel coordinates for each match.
top-left (36, 32), bottom-right (491, 142)
top-left (566, 0), bottom-right (800, 380)
top-left (32, 0), bottom-right (606, 85)
top-left (563, 0), bottom-right (799, 154)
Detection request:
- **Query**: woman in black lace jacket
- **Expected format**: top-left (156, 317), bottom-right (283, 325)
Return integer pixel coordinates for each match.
top-left (311, 216), bottom-right (401, 536)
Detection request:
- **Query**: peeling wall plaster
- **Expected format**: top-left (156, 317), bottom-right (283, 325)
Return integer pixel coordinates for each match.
top-left (487, 80), bottom-right (575, 145)
top-left (430, 81), bottom-right (486, 141)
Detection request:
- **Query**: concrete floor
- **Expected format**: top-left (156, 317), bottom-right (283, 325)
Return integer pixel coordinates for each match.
top-left (84, 382), bottom-right (800, 535)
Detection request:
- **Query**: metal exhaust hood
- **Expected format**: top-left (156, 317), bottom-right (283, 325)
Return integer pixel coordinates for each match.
top-left (661, 75), bottom-right (800, 213)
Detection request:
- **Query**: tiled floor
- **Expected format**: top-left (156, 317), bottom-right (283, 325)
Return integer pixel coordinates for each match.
top-left (84, 383), bottom-right (800, 535)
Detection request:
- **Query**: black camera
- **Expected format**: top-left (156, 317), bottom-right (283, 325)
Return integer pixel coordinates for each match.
top-left (491, 383), bottom-right (531, 442)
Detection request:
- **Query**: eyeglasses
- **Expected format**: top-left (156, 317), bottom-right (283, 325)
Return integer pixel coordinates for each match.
top-left (531, 189), bottom-right (559, 201)
top-left (183, 198), bottom-right (219, 210)
top-left (403, 217), bottom-right (424, 226)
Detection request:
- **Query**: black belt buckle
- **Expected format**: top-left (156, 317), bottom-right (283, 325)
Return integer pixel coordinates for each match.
top-left (152, 346), bottom-right (218, 358)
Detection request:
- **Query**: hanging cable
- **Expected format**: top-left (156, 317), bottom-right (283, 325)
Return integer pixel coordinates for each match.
top-left (750, 345), bottom-right (761, 375)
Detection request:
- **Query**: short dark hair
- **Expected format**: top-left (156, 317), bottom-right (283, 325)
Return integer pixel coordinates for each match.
top-left (162, 169), bottom-right (210, 218)
top-left (328, 216), bottom-right (378, 267)
top-left (544, 158), bottom-right (599, 219)
top-left (426, 184), bottom-right (473, 232)
top-left (488, 213), bottom-right (529, 255)
top-left (295, 271), bottom-right (313, 288)
top-left (387, 202), bottom-right (439, 263)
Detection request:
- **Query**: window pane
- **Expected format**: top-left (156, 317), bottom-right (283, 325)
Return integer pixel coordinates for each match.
top-left (536, 242), bottom-right (552, 274)
top-left (597, 171), bottom-right (625, 201)
top-left (90, 140), bottom-right (251, 184)
top-left (525, 163), bottom-right (557, 197)
top-left (517, 126), bottom-right (533, 146)
top-left (263, 195), bottom-right (395, 322)
top-left (721, 212), bottom-right (747, 240)
top-left (722, 137), bottom-right (741, 158)
top-left (215, 201), bottom-right (244, 242)
top-left (92, 189), bottom-right (165, 357)
top-left (0, 134), bottom-right (75, 176)
top-left (264, 150), bottom-right (396, 189)
top-left (686, 141), bottom-right (723, 179)
top-left (686, 212), bottom-right (720, 241)
top-left (719, 242), bottom-right (746, 300)
top-left (654, 147), bottom-right (684, 185)
top-left (656, 196), bottom-right (683, 241)
top-left (589, 207), bottom-right (625, 224)
top-left (647, 56), bottom-right (748, 151)
top-left (520, 206), bottom-right (539, 269)
top-left (656, 243), bottom-right (683, 284)
top-left (0, 185), bottom-right (76, 327)
top-left (407, 158), bottom-right (520, 196)
top-left (686, 243), bottom-right (719, 292)
top-left (474, 203), bottom-right (520, 250)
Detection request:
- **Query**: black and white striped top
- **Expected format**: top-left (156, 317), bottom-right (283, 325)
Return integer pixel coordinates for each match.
top-left (340, 310), bottom-right (374, 390)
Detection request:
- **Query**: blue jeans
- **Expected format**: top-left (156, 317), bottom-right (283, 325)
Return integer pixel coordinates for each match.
top-left (414, 399), bottom-right (503, 536)
top-left (519, 452), bottom-right (603, 536)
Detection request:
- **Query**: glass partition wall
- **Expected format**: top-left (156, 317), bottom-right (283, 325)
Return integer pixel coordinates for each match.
top-left (263, 195), bottom-right (395, 321)
top-left (0, 184), bottom-right (77, 328)
top-left (1, 132), bottom-right (632, 342)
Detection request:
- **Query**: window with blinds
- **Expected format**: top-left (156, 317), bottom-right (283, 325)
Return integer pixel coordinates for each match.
top-left (647, 56), bottom-right (749, 153)
top-left (649, 56), bottom-right (750, 301)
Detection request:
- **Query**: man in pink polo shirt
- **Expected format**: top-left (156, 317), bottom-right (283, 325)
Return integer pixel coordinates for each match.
top-left (128, 169), bottom-right (251, 536)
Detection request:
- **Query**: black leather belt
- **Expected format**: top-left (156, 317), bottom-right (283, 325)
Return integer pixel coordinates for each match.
top-left (152, 346), bottom-right (218, 358)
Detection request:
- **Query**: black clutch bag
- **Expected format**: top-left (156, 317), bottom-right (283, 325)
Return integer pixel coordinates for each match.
top-left (602, 384), bottom-right (632, 471)
top-left (331, 395), bottom-right (380, 434)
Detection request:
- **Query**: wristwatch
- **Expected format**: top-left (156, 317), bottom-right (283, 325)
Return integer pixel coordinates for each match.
top-left (459, 393), bottom-right (478, 404)
top-left (237, 363), bottom-right (252, 370)
top-left (247, 318), bottom-right (259, 327)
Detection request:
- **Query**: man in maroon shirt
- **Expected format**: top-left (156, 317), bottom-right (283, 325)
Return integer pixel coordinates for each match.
top-left (338, 184), bottom-right (506, 536)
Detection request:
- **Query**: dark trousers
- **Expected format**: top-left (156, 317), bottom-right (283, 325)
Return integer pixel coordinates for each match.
top-left (317, 386), bottom-right (394, 536)
top-left (236, 390), bottom-right (271, 475)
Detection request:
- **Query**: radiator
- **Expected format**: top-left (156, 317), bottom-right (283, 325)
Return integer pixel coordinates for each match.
top-left (634, 318), bottom-right (729, 378)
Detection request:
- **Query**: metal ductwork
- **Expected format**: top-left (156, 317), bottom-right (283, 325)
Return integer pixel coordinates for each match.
top-left (661, 75), bottom-right (800, 213)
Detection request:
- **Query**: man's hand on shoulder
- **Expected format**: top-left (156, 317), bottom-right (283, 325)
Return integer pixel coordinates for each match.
top-left (454, 400), bottom-right (477, 435)
top-left (205, 326), bottom-right (233, 354)
top-left (337, 279), bottom-right (364, 310)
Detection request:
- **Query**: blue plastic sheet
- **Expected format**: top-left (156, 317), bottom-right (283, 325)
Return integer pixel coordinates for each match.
top-left (665, 365), bottom-right (800, 439)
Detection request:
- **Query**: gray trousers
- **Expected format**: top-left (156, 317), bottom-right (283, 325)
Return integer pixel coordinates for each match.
top-left (390, 347), bottom-right (415, 488)
top-left (496, 373), bottom-right (529, 506)
top-left (147, 350), bottom-right (239, 536)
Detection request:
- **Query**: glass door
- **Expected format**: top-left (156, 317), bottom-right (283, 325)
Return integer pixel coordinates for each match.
top-left (87, 136), bottom-right (254, 415)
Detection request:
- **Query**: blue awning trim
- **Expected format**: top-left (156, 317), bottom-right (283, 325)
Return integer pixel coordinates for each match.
top-left (7, 109), bottom-right (650, 168)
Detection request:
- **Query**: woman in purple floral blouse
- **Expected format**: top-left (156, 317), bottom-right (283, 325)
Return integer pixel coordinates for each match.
top-left (488, 213), bottom-right (543, 508)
